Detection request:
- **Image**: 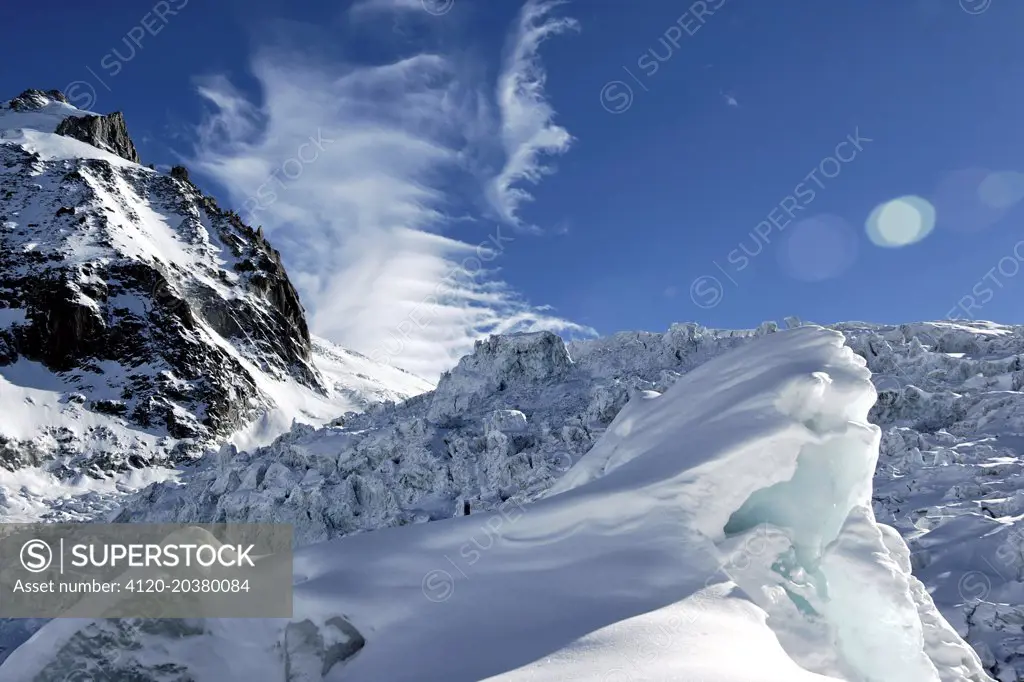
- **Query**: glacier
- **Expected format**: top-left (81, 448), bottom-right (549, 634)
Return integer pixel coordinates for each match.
top-left (0, 326), bottom-right (995, 681)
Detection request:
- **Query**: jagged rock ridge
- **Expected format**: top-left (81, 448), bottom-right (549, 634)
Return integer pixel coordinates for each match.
top-left (7, 89), bottom-right (68, 111)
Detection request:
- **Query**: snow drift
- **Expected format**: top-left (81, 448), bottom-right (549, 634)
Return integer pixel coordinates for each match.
top-left (0, 326), bottom-right (991, 681)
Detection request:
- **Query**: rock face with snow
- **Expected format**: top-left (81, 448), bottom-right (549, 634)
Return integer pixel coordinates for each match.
top-left (7, 89), bottom-right (68, 111)
top-left (0, 89), bottom-right (316, 471)
top-left (0, 90), bottom-right (432, 481)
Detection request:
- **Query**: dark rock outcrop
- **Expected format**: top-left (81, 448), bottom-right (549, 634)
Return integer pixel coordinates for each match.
top-left (170, 165), bottom-right (191, 183)
top-left (55, 111), bottom-right (141, 164)
top-left (284, 617), bottom-right (366, 679)
top-left (8, 88), bottom-right (67, 111)
top-left (25, 619), bottom-right (204, 682)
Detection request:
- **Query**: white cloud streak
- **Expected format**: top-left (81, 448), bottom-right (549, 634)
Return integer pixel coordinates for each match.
top-left (350, 0), bottom-right (422, 13)
top-left (488, 0), bottom-right (579, 230)
top-left (187, 0), bottom-right (591, 380)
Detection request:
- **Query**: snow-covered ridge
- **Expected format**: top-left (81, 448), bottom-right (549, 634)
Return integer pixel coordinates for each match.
top-left (0, 89), bottom-right (90, 134)
top-left (2, 326), bottom-right (992, 680)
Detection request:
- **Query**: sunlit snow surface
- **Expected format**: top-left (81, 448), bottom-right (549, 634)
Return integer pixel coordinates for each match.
top-left (1, 327), bottom-right (992, 681)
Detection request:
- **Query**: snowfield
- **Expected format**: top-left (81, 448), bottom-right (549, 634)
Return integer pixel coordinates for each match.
top-left (0, 326), bottom-right (994, 681)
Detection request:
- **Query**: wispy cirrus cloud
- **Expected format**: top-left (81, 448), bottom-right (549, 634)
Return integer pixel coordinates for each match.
top-left (350, 0), bottom-right (420, 12)
top-left (187, 0), bottom-right (591, 379)
top-left (487, 0), bottom-right (579, 230)
top-left (350, 0), bottom-right (455, 17)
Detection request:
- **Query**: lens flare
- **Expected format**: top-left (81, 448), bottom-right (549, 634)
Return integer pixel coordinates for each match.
top-left (866, 195), bottom-right (935, 248)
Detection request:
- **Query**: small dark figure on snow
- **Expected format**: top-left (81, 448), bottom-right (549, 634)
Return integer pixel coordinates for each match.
top-left (463, 500), bottom-right (471, 516)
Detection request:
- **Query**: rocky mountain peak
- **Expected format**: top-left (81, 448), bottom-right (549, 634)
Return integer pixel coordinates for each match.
top-left (0, 92), bottom-right (430, 476)
top-left (7, 89), bottom-right (68, 111)
top-left (54, 111), bottom-right (140, 164)
top-left (5, 88), bottom-right (140, 164)
top-left (169, 164), bottom-right (191, 183)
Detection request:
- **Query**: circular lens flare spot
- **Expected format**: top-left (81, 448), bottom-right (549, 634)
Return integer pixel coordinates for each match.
top-left (866, 195), bottom-right (935, 248)
top-left (779, 214), bottom-right (858, 282)
top-left (933, 168), bottom-right (1005, 233)
top-left (978, 171), bottom-right (1024, 210)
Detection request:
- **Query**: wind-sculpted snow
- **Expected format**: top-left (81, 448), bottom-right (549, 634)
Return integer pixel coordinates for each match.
top-left (4, 326), bottom-right (992, 681)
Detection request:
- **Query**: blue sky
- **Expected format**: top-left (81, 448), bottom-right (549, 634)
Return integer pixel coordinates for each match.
top-left (3, 0), bottom-right (1024, 376)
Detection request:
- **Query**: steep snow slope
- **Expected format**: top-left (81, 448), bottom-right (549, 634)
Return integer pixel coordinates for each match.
top-left (0, 89), bottom-right (432, 523)
top-left (0, 326), bottom-right (991, 681)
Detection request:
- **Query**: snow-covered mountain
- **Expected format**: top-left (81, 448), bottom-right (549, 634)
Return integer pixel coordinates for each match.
top-left (6, 317), bottom-right (1024, 680)
top-left (1, 89), bottom-right (1021, 682)
top-left (0, 89), bottom-right (432, 523)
